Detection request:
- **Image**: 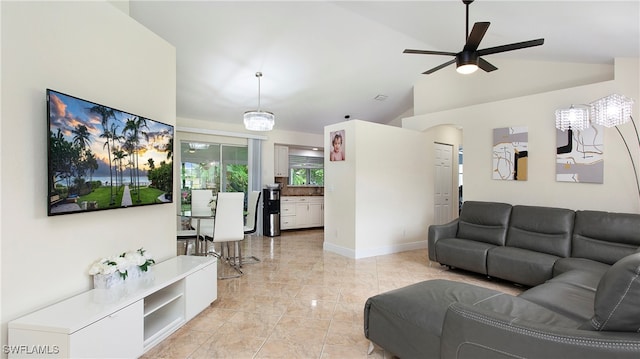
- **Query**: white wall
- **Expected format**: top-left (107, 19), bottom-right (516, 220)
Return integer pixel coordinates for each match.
top-left (404, 58), bottom-right (640, 214)
top-left (0, 0), bottom-right (176, 347)
top-left (413, 59), bottom-right (614, 115)
top-left (324, 120), bottom-right (430, 258)
top-left (324, 121), bottom-right (357, 254)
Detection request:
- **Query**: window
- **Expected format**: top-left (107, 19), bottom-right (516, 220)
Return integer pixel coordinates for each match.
top-left (288, 147), bottom-right (324, 186)
top-left (180, 141), bottom-right (247, 211)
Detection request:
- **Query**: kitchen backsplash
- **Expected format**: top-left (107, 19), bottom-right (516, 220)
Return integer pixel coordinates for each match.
top-left (274, 177), bottom-right (324, 196)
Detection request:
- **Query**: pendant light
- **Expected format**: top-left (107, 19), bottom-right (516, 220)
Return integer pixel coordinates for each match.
top-left (243, 72), bottom-right (275, 131)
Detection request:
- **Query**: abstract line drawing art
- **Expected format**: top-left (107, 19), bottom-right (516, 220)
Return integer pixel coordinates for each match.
top-left (492, 127), bottom-right (528, 181)
top-left (556, 124), bottom-right (604, 183)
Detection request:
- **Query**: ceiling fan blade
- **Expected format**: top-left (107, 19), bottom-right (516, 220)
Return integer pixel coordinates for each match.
top-left (404, 49), bottom-right (457, 56)
top-left (477, 38), bottom-right (545, 56)
top-left (423, 59), bottom-right (457, 74)
top-left (478, 57), bottom-right (498, 72)
top-left (463, 22), bottom-right (490, 52)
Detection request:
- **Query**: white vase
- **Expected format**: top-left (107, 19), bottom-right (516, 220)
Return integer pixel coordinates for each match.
top-left (93, 272), bottom-right (124, 289)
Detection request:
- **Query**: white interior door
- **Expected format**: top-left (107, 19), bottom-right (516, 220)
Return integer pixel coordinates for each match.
top-left (434, 143), bottom-right (453, 224)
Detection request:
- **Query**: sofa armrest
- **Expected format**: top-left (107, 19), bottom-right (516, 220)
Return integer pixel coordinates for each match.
top-left (428, 219), bottom-right (459, 261)
top-left (441, 302), bottom-right (640, 359)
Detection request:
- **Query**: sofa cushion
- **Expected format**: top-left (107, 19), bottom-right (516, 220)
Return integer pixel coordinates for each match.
top-left (457, 201), bottom-right (512, 246)
top-left (549, 269), bottom-right (603, 292)
top-left (519, 281), bottom-right (595, 323)
top-left (553, 257), bottom-right (611, 278)
top-left (588, 252), bottom-right (640, 332)
top-left (505, 205), bottom-right (574, 257)
top-left (487, 246), bottom-right (559, 286)
top-left (435, 238), bottom-right (495, 275)
top-left (572, 210), bottom-right (640, 265)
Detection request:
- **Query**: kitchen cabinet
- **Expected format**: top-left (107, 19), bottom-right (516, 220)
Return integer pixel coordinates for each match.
top-left (274, 145), bottom-right (289, 177)
top-left (281, 196), bottom-right (323, 230)
top-left (8, 256), bottom-right (216, 358)
top-left (281, 197), bottom-right (297, 229)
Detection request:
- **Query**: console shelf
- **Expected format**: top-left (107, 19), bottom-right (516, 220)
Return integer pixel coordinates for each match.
top-left (8, 255), bottom-right (217, 358)
top-left (144, 282), bottom-right (184, 317)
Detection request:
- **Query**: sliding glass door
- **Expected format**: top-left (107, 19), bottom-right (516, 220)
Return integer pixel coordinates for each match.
top-left (180, 141), bottom-right (247, 212)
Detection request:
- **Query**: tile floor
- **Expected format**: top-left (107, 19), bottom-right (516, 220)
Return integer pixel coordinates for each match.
top-left (143, 229), bottom-right (522, 359)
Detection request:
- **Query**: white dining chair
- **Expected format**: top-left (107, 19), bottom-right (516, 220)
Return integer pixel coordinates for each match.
top-left (189, 189), bottom-right (215, 255)
top-left (241, 190), bottom-right (262, 264)
top-left (191, 189), bottom-right (214, 216)
top-left (206, 192), bottom-right (245, 279)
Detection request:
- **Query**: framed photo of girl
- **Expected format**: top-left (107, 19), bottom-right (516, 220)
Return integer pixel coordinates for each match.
top-left (330, 130), bottom-right (345, 161)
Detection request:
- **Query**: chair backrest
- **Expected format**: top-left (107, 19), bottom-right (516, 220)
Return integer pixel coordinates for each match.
top-left (213, 192), bottom-right (245, 242)
top-left (191, 189), bottom-right (213, 217)
top-left (244, 191), bottom-right (262, 234)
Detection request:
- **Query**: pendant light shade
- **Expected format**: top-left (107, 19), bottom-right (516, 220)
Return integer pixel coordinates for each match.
top-left (555, 105), bottom-right (590, 131)
top-left (244, 72), bottom-right (275, 131)
top-left (589, 93), bottom-right (634, 128)
top-left (243, 110), bottom-right (275, 131)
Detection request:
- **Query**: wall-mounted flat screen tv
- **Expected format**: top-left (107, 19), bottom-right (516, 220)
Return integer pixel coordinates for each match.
top-left (47, 89), bottom-right (174, 216)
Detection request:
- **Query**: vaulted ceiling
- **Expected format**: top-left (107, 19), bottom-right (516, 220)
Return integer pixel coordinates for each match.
top-left (129, 1), bottom-right (640, 134)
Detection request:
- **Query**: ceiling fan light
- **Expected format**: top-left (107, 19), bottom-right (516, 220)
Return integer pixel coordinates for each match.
top-left (456, 52), bottom-right (479, 74)
top-left (457, 63), bottom-right (478, 74)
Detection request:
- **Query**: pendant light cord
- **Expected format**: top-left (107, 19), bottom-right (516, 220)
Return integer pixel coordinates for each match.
top-left (256, 72), bottom-right (262, 112)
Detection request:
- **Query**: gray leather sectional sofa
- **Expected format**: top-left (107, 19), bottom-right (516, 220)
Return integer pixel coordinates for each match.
top-left (364, 201), bottom-right (640, 358)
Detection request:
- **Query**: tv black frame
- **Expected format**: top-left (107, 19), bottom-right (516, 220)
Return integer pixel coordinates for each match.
top-left (47, 89), bottom-right (174, 216)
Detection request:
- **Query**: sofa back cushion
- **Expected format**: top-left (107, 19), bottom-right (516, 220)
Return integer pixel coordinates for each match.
top-left (457, 201), bottom-right (512, 246)
top-left (588, 252), bottom-right (640, 332)
top-left (573, 210), bottom-right (640, 265)
top-left (505, 205), bottom-right (574, 257)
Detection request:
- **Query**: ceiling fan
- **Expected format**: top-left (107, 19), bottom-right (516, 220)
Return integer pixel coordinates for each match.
top-left (404, 0), bottom-right (544, 75)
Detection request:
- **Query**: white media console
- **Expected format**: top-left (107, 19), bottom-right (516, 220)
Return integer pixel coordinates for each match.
top-left (8, 255), bottom-right (217, 358)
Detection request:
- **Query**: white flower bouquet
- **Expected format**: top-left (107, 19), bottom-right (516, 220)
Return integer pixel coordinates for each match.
top-left (88, 248), bottom-right (155, 280)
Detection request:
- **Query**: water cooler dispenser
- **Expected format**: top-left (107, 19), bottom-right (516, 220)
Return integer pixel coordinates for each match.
top-left (262, 188), bottom-right (281, 237)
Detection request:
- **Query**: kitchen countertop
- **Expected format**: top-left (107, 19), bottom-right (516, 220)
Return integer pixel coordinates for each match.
top-left (275, 178), bottom-right (324, 196)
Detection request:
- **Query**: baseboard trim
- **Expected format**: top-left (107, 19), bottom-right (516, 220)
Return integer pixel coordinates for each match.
top-left (323, 240), bottom-right (428, 259)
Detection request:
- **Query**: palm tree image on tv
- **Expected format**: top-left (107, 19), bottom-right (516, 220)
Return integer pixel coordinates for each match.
top-left (47, 90), bottom-right (174, 216)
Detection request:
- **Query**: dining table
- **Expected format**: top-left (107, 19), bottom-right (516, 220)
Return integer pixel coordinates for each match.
top-left (178, 209), bottom-right (215, 256)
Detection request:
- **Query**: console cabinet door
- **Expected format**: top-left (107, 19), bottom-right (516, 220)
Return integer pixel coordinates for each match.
top-left (70, 300), bottom-right (143, 358)
top-left (185, 261), bottom-right (217, 321)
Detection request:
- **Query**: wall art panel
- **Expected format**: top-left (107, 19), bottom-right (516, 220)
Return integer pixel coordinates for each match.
top-left (556, 125), bottom-right (604, 183)
top-left (492, 126), bottom-right (528, 181)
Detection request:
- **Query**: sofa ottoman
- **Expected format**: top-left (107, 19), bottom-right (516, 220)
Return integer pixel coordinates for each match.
top-left (364, 280), bottom-right (505, 358)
